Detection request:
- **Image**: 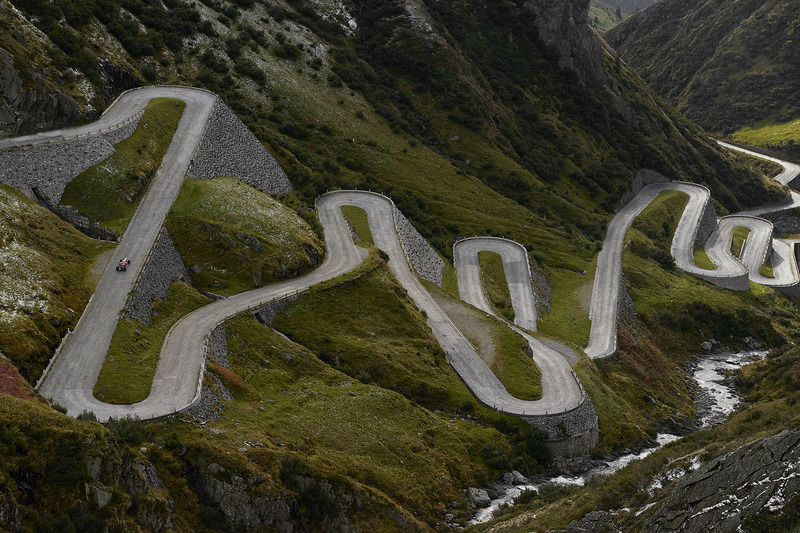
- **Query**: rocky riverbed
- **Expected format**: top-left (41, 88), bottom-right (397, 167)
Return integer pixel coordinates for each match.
top-left (467, 346), bottom-right (770, 525)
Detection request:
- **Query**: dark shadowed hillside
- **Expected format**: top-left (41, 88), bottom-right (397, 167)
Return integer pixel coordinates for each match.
top-left (606, 0), bottom-right (800, 133)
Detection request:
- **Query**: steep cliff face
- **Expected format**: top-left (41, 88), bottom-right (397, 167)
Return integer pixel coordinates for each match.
top-left (524, 0), bottom-right (610, 85)
top-left (644, 430), bottom-right (800, 531)
top-left (606, 0), bottom-right (800, 132)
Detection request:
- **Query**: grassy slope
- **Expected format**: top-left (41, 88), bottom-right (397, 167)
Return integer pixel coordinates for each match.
top-left (478, 250), bottom-right (515, 323)
top-left (589, 0), bottom-right (623, 33)
top-left (60, 98), bottom-right (185, 234)
top-left (425, 280), bottom-right (542, 402)
top-left (340, 205), bottom-right (374, 246)
top-left (165, 177), bottom-right (323, 296)
top-left (0, 184), bottom-right (113, 382)
top-left (93, 282), bottom-right (210, 403)
top-left (729, 117), bottom-right (800, 161)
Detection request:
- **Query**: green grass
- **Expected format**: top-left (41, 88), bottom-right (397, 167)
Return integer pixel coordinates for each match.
top-left (263, 258), bottom-right (547, 521)
top-left (340, 205), bottom-right (373, 246)
top-left (537, 263), bottom-right (595, 347)
top-left (0, 184), bottom-right (114, 382)
top-left (729, 117), bottom-right (800, 150)
top-left (731, 226), bottom-right (750, 257)
top-left (425, 280), bottom-right (541, 401)
top-left (693, 248), bottom-right (717, 269)
top-left (165, 177), bottom-right (323, 296)
top-left (60, 98), bottom-right (185, 235)
top-left (478, 250), bottom-right (515, 322)
top-left (760, 255), bottom-right (775, 278)
top-left (93, 282), bottom-right (210, 404)
top-left (441, 264), bottom-right (459, 298)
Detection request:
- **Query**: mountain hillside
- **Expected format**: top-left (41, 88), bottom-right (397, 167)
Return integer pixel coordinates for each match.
top-left (606, 0), bottom-right (800, 133)
top-left (2, 0), bottom-right (800, 531)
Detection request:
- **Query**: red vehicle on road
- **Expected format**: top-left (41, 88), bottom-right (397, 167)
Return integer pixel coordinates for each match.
top-left (116, 258), bottom-right (131, 271)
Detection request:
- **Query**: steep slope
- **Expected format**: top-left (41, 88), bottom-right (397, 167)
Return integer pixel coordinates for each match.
top-left (606, 0), bottom-right (800, 133)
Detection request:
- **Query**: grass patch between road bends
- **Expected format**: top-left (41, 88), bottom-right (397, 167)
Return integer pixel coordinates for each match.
top-left (165, 177), bottom-right (324, 296)
top-left (0, 184), bottom-right (113, 383)
top-left (760, 254), bottom-right (775, 278)
top-left (425, 280), bottom-right (541, 401)
top-left (478, 250), bottom-right (516, 322)
top-left (729, 117), bottom-right (800, 157)
top-left (693, 248), bottom-right (717, 270)
top-left (60, 98), bottom-right (185, 235)
top-left (731, 226), bottom-right (750, 258)
top-left (340, 205), bottom-right (373, 246)
top-left (93, 282), bottom-right (210, 404)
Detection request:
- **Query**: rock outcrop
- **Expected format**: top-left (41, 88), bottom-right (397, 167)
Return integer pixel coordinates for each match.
top-left (0, 47), bottom-right (85, 139)
top-left (644, 429), bottom-right (800, 532)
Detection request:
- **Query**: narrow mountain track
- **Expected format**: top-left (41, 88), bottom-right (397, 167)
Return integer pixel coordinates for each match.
top-left (2, 86), bottom-right (797, 422)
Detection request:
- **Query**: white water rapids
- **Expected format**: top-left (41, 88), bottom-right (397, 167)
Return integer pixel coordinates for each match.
top-left (469, 348), bottom-right (768, 525)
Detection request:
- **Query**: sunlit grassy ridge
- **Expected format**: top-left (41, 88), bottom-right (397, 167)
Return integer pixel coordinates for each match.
top-left (93, 282), bottom-right (210, 404)
top-left (165, 177), bottom-right (323, 296)
top-left (0, 184), bottom-right (112, 382)
top-left (60, 98), bottom-right (185, 234)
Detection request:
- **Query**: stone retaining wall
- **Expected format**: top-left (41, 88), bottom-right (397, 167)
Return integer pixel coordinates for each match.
top-left (187, 100), bottom-right (292, 195)
top-left (619, 169), bottom-right (669, 208)
top-left (0, 117), bottom-right (139, 205)
top-left (522, 394), bottom-right (599, 470)
top-left (530, 262), bottom-right (551, 315)
top-left (124, 228), bottom-right (189, 324)
top-left (206, 324), bottom-right (229, 368)
top-left (253, 293), bottom-right (299, 327)
top-left (693, 197), bottom-right (718, 249)
top-left (394, 209), bottom-right (445, 286)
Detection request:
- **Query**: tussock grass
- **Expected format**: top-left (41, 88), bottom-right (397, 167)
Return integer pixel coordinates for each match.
top-left (93, 282), bottom-right (210, 404)
top-left (760, 254), bottom-right (775, 278)
top-left (0, 184), bottom-right (113, 382)
top-left (165, 177), bottom-right (323, 296)
top-left (60, 98), bottom-right (185, 234)
top-left (478, 250), bottom-right (515, 322)
top-left (693, 248), bottom-right (717, 270)
top-left (729, 117), bottom-right (800, 150)
top-left (339, 205), bottom-right (373, 246)
top-left (731, 226), bottom-right (750, 257)
top-left (425, 280), bottom-right (541, 401)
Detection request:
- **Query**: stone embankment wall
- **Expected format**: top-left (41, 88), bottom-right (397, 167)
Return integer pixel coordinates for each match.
top-left (188, 100), bottom-right (292, 195)
top-left (531, 262), bottom-right (551, 315)
top-left (253, 294), bottom-right (299, 327)
top-left (125, 228), bottom-right (189, 324)
top-left (0, 115), bottom-right (140, 205)
top-left (394, 209), bottom-right (445, 286)
top-left (619, 169), bottom-right (669, 208)
top-left (522, 393), bottom-right (599, 470)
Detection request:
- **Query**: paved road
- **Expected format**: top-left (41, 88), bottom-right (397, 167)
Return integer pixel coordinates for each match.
top-left (13, 85), bottom-right (798, 417)
top-left (453, 237), bottom-right (538, 331)
top-left (36, 87), bottom-right (218, 414)
top-left (452, 237), bottom-right (583, 412)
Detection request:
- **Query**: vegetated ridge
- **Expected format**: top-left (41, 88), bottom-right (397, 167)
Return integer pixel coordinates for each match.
top-left (2, 0), bottom-right (800, 532)
top-left (606, 0), bottom-right (800, 136)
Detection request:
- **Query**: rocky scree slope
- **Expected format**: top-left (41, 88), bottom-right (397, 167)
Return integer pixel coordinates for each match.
top-left (605, 0), bottom-right (800, 133)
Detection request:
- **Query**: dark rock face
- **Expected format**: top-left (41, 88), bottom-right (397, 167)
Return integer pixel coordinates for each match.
top-left (548, 510), bottom-right (619, 532)
top-left (99, 58), bottom-right (140, 103)
top-left (188, 461), bottom-right (293, 533)
top-left (523, 0), bottom-right (608, 85)
top-left (644, 430), bottom-right (800, 532)
top-left (0, 48), bottom-right (85, 138)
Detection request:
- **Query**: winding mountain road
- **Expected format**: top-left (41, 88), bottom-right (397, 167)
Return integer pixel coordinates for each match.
top-left (2, 85), bottom-right (797, 422)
